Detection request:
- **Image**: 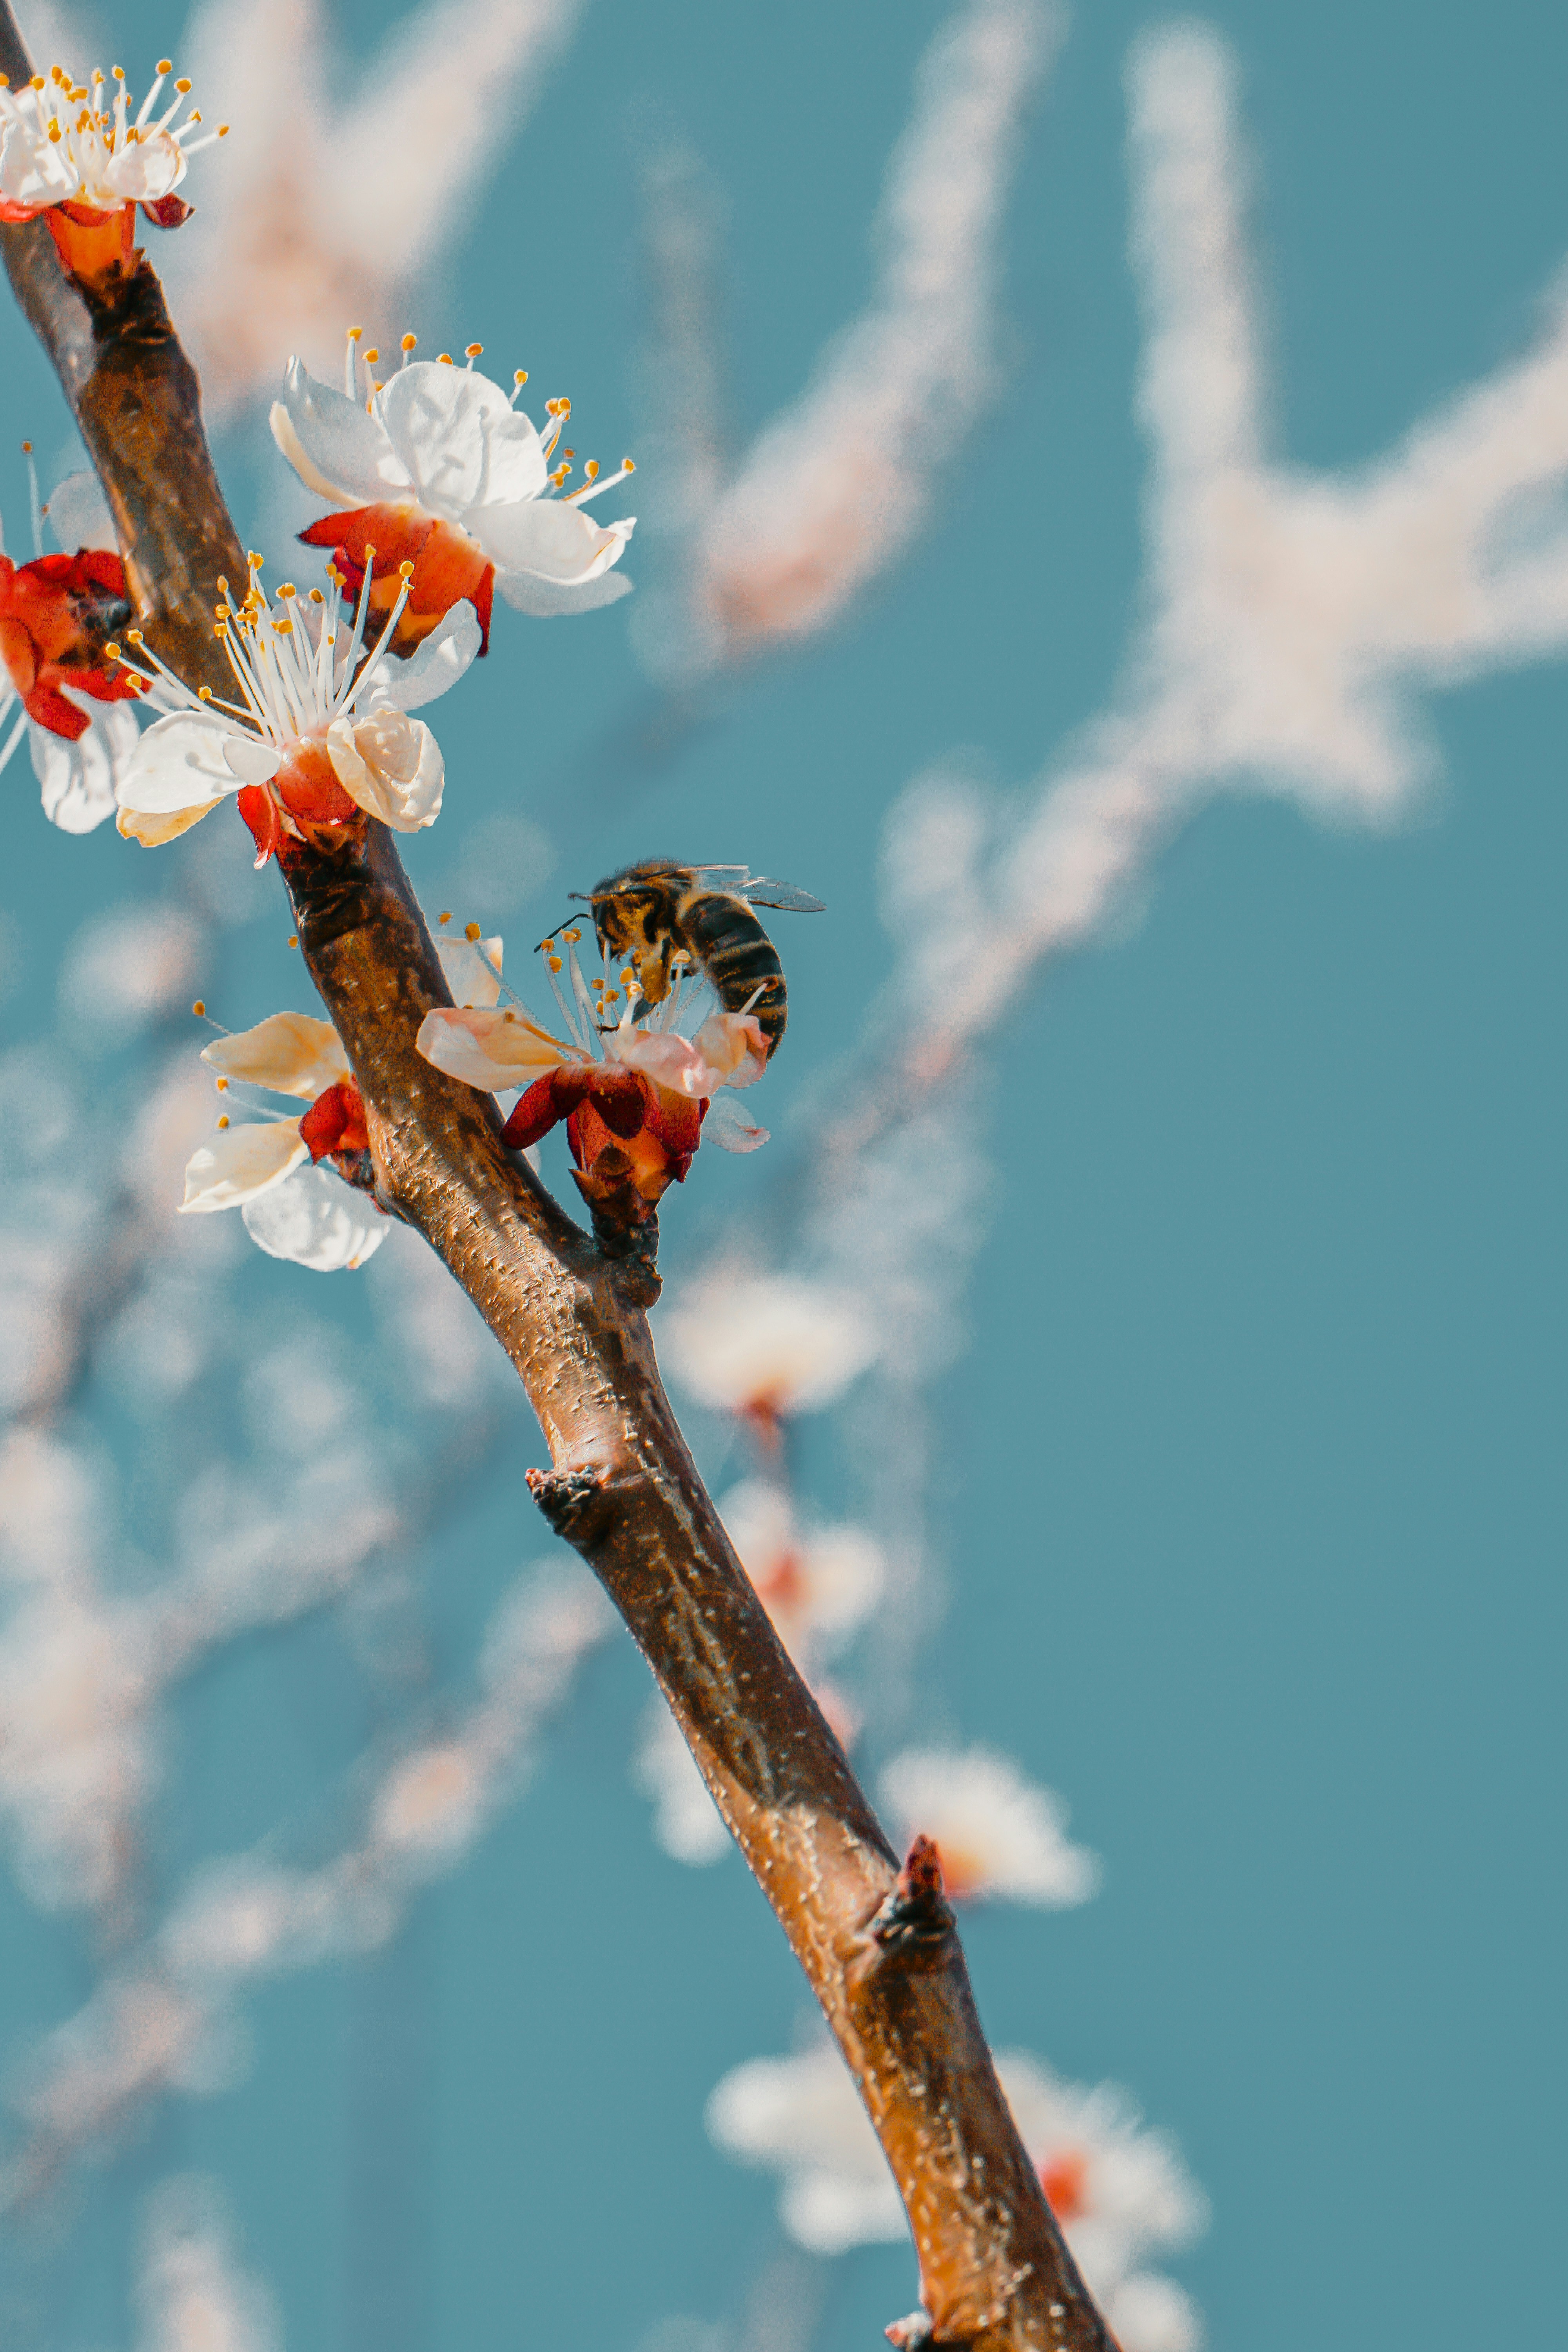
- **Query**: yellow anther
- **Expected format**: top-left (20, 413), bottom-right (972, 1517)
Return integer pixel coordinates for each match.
top-left (175, 78), bottom-right (192, 93)
top-left (157, 59), bottom-right (173, 75)
top-left (362, 544), bottom-right (376, 561)
top-left (112, 67), bottom-right (125, 82)
top-left (188, 109), bottom-right (201, 123)
top-left (288, 934), bottom-right (299, 949)
top-left (363, 348), bottom-right (379, 365)
top-left (278, 582), bottom-right (296, 597)
top-left (548, 957), bottom-right (563, 974)
top-left (217, 124), bottom-right (229, 136)
top-left (465, 922), bottom-right (481, 941)
top-left (309, 588), bottom-right (324, 603)
top-left (248, 550), bottom-right (263, 568)
top-left (127, 628), bottom-right (144, 644)
top-left (584, 460), bottom-right (600, 483)
top-left (604, 988), bottom-right (620, 1004)
top-left (216, 1076), bottom-right (229, 1091)
top-left (192, 1000), bottom-right (206, 1018)
top-left (399, 559), bottom-right (415, 579)
top-left (514, 369), bottom-right (528, 386)
top-left (217, 1114), bottom-right (230, 1129)
top-left (198, 686), bottom-right (213, 702)
top-left (29, 76), bottom-right (44, 91)
top-left (466, 343), bottom-right (484, 358)
top-left (439, 911), bottom-right (453, 924)
top-left (563, 927), bottom-right (581, 943)
top-left (619, 968), bottom-right (635, 985)
top-left (349, 325), bottom-right (362, 341)
top-left (437, 353), bottom-right (453, 365)
top-left (104, 641), bottom-right (121, 662)
top-left (401, 332), bottom-right (417, 353)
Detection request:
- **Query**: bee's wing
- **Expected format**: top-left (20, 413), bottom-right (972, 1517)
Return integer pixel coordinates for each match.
top-left (741, 877), bottom-right (827, 913)
top-left (686, 864), bottom-right (753, 891)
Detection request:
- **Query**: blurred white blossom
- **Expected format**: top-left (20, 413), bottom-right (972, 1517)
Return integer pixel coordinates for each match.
top-left (165, 0), bottom-right (590, 417)
top-left (659, 1268), bottom-right (879, 1429)
top-left (721, 1479), bottom-right (884, 1664)
top-left (878, 1746), bottom-right (1099, 1907)
top-left (135, 2175), bottom-right (281, 2352)
top-left (636, 0), bottom-right (1063, 681)
top-left (706, 2039), bottom-right (1205, 2351)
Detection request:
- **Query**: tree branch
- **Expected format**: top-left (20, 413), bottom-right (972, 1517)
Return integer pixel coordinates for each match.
top-left (0, 16), bottom-right (1112, 2337)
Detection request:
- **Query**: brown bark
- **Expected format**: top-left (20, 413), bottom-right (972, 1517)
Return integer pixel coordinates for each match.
top-left (0, 17), bottom-right (1116, 2341)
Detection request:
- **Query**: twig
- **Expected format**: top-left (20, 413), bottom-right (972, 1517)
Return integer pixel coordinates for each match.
top-left (0, 13), bottom-right (1111, 2337)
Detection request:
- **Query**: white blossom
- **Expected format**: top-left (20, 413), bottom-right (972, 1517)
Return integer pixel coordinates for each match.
top-left (0, 58), bottom-right (224, 218)
top-left (272, 339), bottom-right (635, 617)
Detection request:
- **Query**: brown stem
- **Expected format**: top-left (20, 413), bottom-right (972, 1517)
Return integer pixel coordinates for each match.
top-left (0, 16), bottom-right (1115, 2337)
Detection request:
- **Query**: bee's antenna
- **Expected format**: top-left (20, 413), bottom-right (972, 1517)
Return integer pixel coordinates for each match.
top-left (566, 890), bottom-right (592, 904)
top-left (535, 915), bottom-right (577, 948)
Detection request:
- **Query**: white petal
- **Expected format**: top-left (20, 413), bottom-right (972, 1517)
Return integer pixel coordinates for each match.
top-left (116, 709), bottom-right (247, 815)
top-left (0, 128), bottom-right (76, 208)
top-left (45, 471), bottom-right (116, 554)
top-left (472, 498), bottom-right (633, 586)
top-left (222, 733), bottom-right (283, 784)
top-left (271, 356), bottom-right (412, 505)
top-left (379, 363), bottom-right (514, 519)
top-left (704, 1093), bottom-right (771, 1153)
top-left (358, 600), bottom-right (481, 713)
top-left (436, 934), bottom-right (504, 1009)
top-left (100, 130), bottom-right (183, 203)
top-left (691, 1011), bottom-right (769, 1089)
top-left (180, 1121), bottom-right (308, 1211)
top-left (494, 566), bottom-right (635, 619)
top-left (202, 1012), bottom-right (349, 1101)
top-left (118, 800), bottom-right (218, 847)
top-left (608, 1027), bottom-right (717, 1097)
top-left (327, 708), bottom-right (443, 831)
top-left (475, 407), bottom-right (550, 506)
top-left (241, 1163), bottom-right (388, 1272)
top-left (415, 1007), bottom-right (570, 1090)
top-left (31, 701), bottom-right (139, 835)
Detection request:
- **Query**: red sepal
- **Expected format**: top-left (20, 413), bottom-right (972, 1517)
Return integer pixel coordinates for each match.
top-left (235, 784), bottom-right (286, 868)
top-left (501, 1071), bottom-right (568, 1150)
top-left (298, 503), bottom-right (494, 656)
top-left (300, 1079), bottom-right (369, 1163)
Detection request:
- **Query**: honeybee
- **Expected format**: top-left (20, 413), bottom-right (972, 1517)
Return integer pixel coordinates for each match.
top-left (566, 860), bottom-right (826, 1058)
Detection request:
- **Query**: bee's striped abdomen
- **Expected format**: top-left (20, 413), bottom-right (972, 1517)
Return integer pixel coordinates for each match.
top-left (681, 891), bottom-right (788, 1053)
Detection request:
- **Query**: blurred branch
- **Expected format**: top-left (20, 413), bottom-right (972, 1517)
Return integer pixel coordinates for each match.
top-left (0, 9), bottom-right (1107, 2341)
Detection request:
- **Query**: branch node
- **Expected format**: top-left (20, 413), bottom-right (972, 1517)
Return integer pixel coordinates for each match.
top-left (526, 1463), bottom-right (615, 1545)
top-left (867, 1835), bottom-right (957, 1967)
